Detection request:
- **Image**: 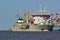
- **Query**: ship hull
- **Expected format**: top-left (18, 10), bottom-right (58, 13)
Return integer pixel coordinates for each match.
top-left (29, 24), bottom-right (54, 31)
top-left (11, 23), bottom-right (54, 31)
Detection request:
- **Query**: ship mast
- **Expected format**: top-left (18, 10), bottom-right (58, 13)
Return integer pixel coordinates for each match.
top-left (16, 10), bottom-right (21, 19)
top-left (38, 2), bottom-right (46, 14)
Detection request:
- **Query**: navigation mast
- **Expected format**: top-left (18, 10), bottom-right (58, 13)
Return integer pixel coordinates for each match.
top-left (16, 10), bottom-right (21, 19)
top-left (38, 2), bottom-right (46, 14)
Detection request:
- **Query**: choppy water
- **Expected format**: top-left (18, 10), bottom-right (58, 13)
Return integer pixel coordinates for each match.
top-left (0, 31), bottom-right (60, 40)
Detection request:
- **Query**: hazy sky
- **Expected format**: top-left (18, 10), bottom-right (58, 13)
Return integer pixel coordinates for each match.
top-left (0, 0), bottom-right (60, 30)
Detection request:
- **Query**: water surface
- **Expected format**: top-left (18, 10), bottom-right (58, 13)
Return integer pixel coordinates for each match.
top-left (0, 31), bottom-right (60, 40)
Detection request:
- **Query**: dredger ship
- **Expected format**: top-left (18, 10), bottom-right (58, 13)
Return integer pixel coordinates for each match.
top-left (10, 2), bottom-right (54, 31)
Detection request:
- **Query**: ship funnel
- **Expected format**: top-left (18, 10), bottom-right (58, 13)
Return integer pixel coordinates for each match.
top-left (24, 11), bottom-right (29, 23)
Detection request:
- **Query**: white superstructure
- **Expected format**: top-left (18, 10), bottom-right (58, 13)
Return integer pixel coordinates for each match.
top-left (33, 16), bottom-right (45, 25)
top-left (31, 14), bottom-right (51, 25)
